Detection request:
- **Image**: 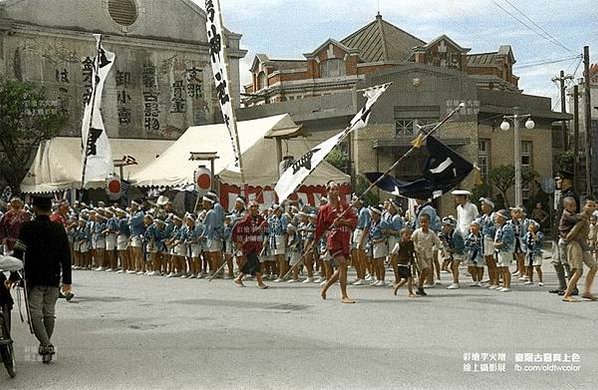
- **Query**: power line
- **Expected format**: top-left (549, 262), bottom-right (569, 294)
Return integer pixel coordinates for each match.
top-left (491, 0), bottom-right (576, 55)
top-left (501, 0), bottom-right (576, 54)
top-left (515, 56), bottom-right (581, 70)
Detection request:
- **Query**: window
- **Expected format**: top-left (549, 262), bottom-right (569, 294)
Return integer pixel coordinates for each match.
top-left (108, 0), bottom-right (138, 26)
top-left (396, 119), bottom-right (415, 136)
top-left (257, 72), bottom-right (267, 91)
top-left (478, 139), bottom-right (490, 181)
top-left (521, 141), bottom-right (533, 201)
top-left (320, 59), bottom-right (346, 78)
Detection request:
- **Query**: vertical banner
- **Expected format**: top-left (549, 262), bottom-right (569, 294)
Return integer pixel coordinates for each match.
top-left (274, 83), bottom-right (391, 203)
top-left (81, 34), bottom-right (115, 187)
top-left (204, 0), bottom-right (244, 178)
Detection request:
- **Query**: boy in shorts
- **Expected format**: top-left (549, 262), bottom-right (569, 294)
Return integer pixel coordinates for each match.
top-left (524, 220), bottom-right (544, 286)
top-left (493, 209), bottom-right (515, 292)
top-left (411, 214), bottom-right (443, 296)
top-left (464, 220), bottom-right (485, 286)
top-left (391, 228), bottom-right (416, 297)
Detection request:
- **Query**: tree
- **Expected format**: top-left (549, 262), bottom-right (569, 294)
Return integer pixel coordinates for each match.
top-left (488, 164), bottom-right (539, 208)
top-left (0, 78), bottom-right (67, 193)
top-left (325, 145), bottom-right (349, 173)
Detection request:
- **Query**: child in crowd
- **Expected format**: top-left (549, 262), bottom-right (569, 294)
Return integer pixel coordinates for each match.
top-left (411, 214), bottom-right (443, 296)
top-left (286, 223), bottom-right (302, 282)
top-left (524, 220), bottom-right (544, 286)
top-left (369, 205), bottom-right (389, 286)
top-left (390, 228), bottom-right (417, 297)
top-left (493, 209), bottom-right (515, 292)
top-left (439, 216), bottom-right (465, 289)
top-left (464, 220), bottom-right (485, 286)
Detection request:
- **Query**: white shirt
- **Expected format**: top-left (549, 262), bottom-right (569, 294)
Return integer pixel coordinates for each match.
top-left (456, 202), bottom-right (479, 237)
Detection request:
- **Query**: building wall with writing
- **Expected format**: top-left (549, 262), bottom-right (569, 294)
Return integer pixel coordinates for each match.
top-left (0, 0), bottom-right (246, 140)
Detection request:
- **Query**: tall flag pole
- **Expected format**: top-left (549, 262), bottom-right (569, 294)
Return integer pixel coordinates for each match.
top-left (205, 0), bottom-right (245, 184)
top-left (274, 82), bottom-right (392, 203)
top-left (80, 34), bottom-right (115, 189)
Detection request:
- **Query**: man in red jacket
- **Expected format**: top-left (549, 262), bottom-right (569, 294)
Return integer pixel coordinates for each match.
top-left (314, 181), bottom-right (357, 303)
top-left (232, 201), bottom-right (269, 289)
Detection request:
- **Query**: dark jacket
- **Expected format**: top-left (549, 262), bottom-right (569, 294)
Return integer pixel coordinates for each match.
top-left (14, 215), bottom-right (72, 288)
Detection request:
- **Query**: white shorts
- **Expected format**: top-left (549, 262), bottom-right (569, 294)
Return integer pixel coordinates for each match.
top-left (105, 235), bottom-right (117, 251)
top-left (190, 243), bottom-right (201, 258)
top-left (80, 241), bottom-right (89, 253)
top-left (496, 252), bottom-right (513, 267)
top-left (289, 251), bottom-right (301, 266)
top-left (146, 243), bottom-right (158, 254)
top-left (483, 236), bottom-right (495, 257)
top-left (467, 256), bottom-right (486, 268)
top-left (206, 239), bottom-right (221, 253)
top-left (531, 254), bottom-right (543, 267)
top-left (73, 241), bottom-right (81, 252)
top-left (130, 236), bottom-right (142, 248)
top-left (174, 243), bottom-right (187, 257)
top-left (95, 238), bottom-right (105, 249)
top-left (352, 229), bottom-right (364, 249)
top-left (272, 235), bottom-right (286, 256)
top-left (117, 235), bottom-right (128, 251)
top-left (373, 241), bottom-right (388, 259)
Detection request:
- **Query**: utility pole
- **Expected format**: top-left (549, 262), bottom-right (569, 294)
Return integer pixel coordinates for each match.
top-left (573, 85), bottom-right (580, 193)
top-left (552, 70), bottom-right (573, 148)
top-left (583, 46), bottom-right (593, 196)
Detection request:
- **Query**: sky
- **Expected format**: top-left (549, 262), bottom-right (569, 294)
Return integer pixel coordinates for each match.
top-left (194, 0), bottom-right (598, 110)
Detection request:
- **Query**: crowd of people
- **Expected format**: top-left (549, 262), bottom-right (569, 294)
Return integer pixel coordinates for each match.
top-left (2, 170), bottom-right (597, 305)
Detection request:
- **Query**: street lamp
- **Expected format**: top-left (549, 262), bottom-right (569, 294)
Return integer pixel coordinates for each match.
top-left (500, 107), bottom-right (535, 207)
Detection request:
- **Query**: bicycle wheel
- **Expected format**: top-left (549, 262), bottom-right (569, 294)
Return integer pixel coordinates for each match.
top-left (0, 317), bottom-right (16, 378)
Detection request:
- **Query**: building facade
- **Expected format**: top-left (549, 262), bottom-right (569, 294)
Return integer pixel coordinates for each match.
top-left (239, 14), bottom-right (570, 214)
top-left (0, 0), bottom-right (246, 140)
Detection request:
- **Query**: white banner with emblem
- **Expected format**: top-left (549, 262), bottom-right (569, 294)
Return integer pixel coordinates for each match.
top-left (274, 83), bottom-right (391, 203)
top-left (204, 0), bottom-right (243, 175)
top-left (81, 34), bottom-right (115, 187)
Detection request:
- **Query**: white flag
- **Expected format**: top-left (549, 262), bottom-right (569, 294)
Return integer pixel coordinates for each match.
top-left (81, 34), bottom-right (115, 187)
top-left (204, 0), bottom-right (243, 174)
top-left (274, 83), bottom-right (391, 203)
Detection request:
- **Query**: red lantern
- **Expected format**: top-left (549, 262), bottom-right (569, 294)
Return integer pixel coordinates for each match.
top-left (194, 166), bottom-right (212, 195)
top-left (106, 174), bottom-right (121, 200)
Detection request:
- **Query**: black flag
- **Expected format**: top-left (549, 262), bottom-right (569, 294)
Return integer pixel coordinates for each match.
top-left (364, 136), bottom-right (473, 199)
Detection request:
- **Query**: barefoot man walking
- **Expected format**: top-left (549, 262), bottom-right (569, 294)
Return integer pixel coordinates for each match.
top-left (314, 181), bottom-right (357, 303)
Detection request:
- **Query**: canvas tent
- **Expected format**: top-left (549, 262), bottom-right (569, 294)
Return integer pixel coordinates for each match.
top-left (21, 137), bottom-right (174, 194)
top-left (130, 114), bottom-right (351, 208)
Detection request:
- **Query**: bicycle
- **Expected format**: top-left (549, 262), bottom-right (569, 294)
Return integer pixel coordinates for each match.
top-left (0, 255), bottom-right (24, 378)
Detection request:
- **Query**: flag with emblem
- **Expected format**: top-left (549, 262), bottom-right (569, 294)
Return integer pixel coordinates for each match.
top-left (81, 34), bottom-right (115, 188)
top-left (205, 0), bottom-right (243, 176)
top-left (275, 83), bottom-right (391, 203)
top-left (364, 136), bottom-right (474, 199)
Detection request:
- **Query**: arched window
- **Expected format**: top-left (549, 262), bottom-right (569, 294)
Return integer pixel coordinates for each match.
top-left (257, 71), bottom-right (267, 90)
top-left (320, 59), bottom-right (346, 78)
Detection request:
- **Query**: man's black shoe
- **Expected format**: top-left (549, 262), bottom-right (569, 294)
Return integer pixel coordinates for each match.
top-left (572, 288), bottom-right (579, 296)
top-left (58, 292), bottom-right (66, 299)
top-left (558, 290), bottom-right (566, 296)
top-left (549, 288), bottom-right (561, 294)
top-left (416, 287), bottom-right (427, 296)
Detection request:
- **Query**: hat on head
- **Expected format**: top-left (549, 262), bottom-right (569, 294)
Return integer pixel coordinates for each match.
top-left (442, 216), bottom-right (457, 226)
top-left (97, 201), bottom-right (106, 207)
top-left (271, 203), bottom-right (281, 212)
top-left (206, 191), bottom-right (218, 202)
top-left (320, 196), bottom-right (328, 204)
top-left (470, 220), bottom-right (481, 227)
top-left (388, 198), bottom-right (400, 211)
top-left (509, 206), bottom-right (524, 213)
top-left (309, 213), bottom-right (317, 219)
top-left (479, 197), bottom-right (495, 209)
top-left (451, 189), bottom-right (472, 196)
top-left (172, 214), bottom-right (183, 222)
top-left (202, 195), bottom-right (215, 204)
top-left (248, 200), bottom-right (259, 208)
top-left (495, 209), bottom-right (510, 220)
top-left (156, 195), bottom-right (169, 206)
top-left (184, 212), bottom-right (196, 221)
top-left (556, 169), bottom-right (574, 181)
top-left (235, 195), bottom-right (246, 206)
top-left (369, 205), bottom-right (383, 215)
top-left (131, 200), bottom-right (140, 207)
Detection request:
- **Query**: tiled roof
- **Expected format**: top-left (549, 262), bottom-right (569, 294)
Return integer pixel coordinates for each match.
top-left (466, 52), bottom-right (501, 67)
top-left (267, 59), bottom-right (306, 71)
top-left (340, 14), bottom-right (425, 63)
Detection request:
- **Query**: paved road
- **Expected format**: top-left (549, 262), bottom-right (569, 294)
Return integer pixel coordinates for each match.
top-left (2, 262), bottom-right (597, 389)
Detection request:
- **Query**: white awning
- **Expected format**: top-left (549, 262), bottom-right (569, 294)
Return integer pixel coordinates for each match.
top-left (21, 137), bottom-right (173, 194)
top-left (131, 114), bottom-right (350, 187)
